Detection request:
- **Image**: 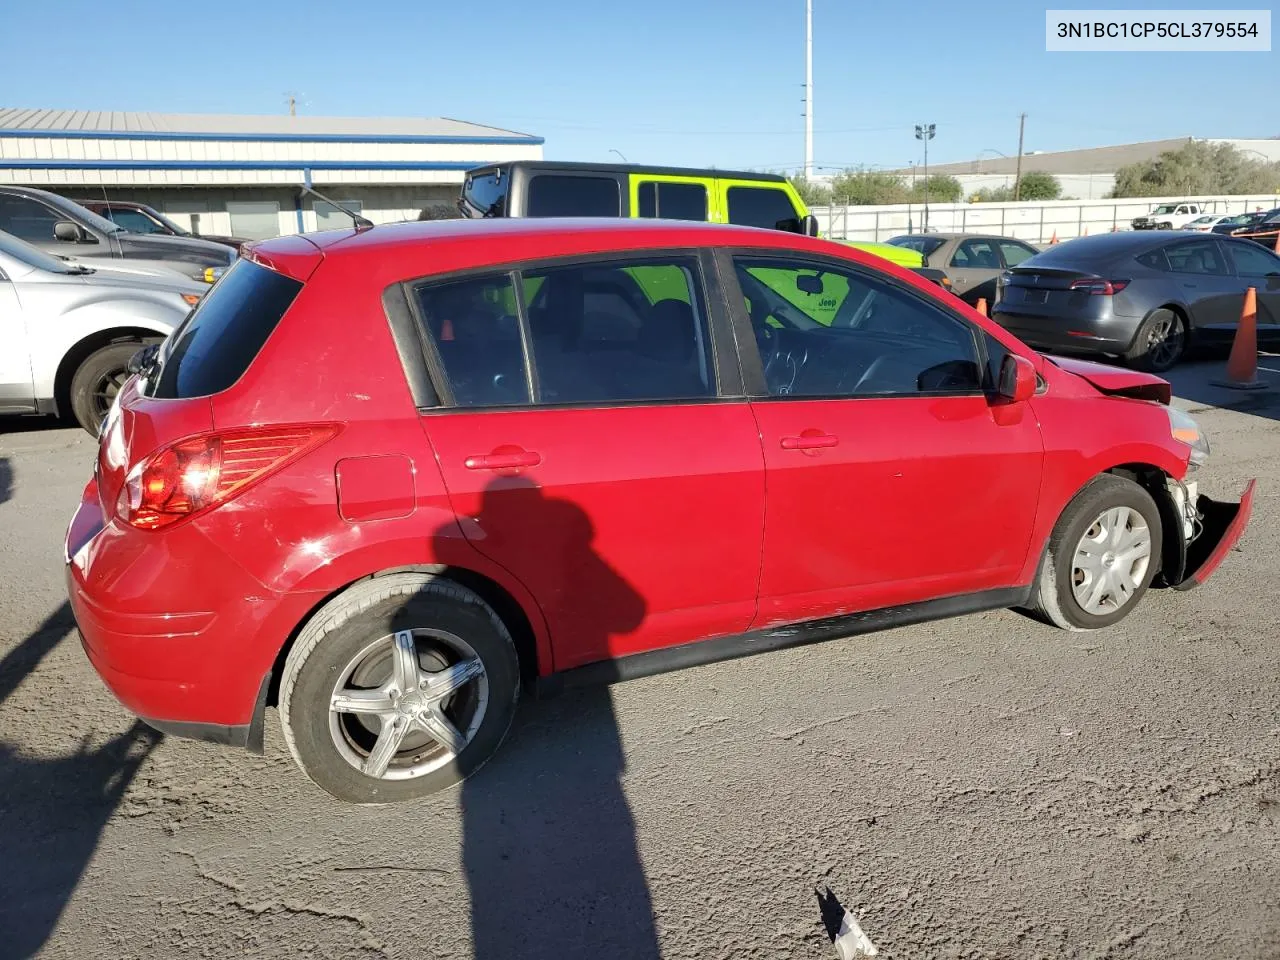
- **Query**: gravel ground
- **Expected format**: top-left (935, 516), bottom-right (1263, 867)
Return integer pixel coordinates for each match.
top-left (0, 360), bottom-right (1277, 960)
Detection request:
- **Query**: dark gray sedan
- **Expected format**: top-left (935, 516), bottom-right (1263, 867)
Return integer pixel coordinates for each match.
top-left (992, 231), bottom-right (1280, 372)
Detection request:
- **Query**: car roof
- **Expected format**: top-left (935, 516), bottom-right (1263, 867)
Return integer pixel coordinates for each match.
top-left (465, 160), bottom-right (787, 183)
top-left (1017, 230), bottom-right (1205, 265)
top-left (248, 218), bottom-right (892, 284)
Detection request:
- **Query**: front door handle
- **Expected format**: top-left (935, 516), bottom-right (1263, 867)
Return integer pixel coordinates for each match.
top-left (780, 433), bottom-right (838, 450)
top-left (464, 449), bottom-right (542, 470)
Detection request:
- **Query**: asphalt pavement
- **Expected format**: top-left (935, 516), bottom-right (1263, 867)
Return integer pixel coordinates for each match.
top-left (1, 360), bottom-right (1277, 960)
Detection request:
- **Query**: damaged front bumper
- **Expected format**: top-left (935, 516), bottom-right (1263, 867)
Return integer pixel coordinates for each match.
top-left (1163, 479), bottom-right (1257, 590)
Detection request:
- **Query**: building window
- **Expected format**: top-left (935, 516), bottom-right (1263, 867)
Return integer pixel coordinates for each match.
top-left (226, 201), bottom-right (281, 241)
top-left (315, 199), bottom-right (363, 232)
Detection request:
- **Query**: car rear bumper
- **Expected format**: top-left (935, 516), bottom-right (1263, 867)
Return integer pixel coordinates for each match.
top-left (1172, 480), bottom-right (1256, 590)
top-left (992, 310), bottom-right (1141, 355)
top-left (65, 479), bottom-right (322, 750)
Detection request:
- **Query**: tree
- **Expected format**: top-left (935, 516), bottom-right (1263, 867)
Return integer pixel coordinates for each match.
top-left (1110, 141), bottom-right (1280, 198)
top-left (788, 176), bottom-right (833, 206)
top-left (418, 203), bottom-right (461, 220)
top-left (971, 184), bottom-right (1016, 202)
top-left (1014, 171), bottom-right (1062, 200)
top-left (910, 174), bottom-right (962, 203)
top-left (828, 168), bottom-right (911, 205)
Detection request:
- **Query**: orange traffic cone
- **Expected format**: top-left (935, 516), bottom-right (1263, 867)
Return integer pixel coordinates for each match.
top-left (1112, 224), bottom-right (1119, 232)
top-left (975, 297), bottom-right (988, 317)
top-left (1083, 227), bottom-right (1089, 236)
top-left (1212, 287), bottom-right (1265, 390)
top-left (1049, 231), bottom-right (1059, 244)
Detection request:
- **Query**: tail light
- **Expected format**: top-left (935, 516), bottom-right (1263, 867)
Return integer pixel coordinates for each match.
top-left (118, 424), bottom-right (339, 530)
top-left (1069, 278), bottom-right (1130, 295)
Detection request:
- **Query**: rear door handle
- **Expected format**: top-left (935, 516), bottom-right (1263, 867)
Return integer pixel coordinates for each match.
top-left (464, 450), bottom-right (542, 470)
top-left (780, 433), bottom-right (839, 450)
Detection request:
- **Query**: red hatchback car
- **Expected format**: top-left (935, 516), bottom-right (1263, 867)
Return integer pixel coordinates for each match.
top-left (66, 218), bottom-right (1254, 803)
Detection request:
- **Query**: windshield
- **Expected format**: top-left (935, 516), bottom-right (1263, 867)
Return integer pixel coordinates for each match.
top-left (460, 170), bottom-right (508, 218)
top-left (43, 192), bottom-right (125, 233)
top-left (0, 227), bottom-right (87, 273)
top-left (1189, 216), bottom-right (1214, 224)
top-left (1152, 205), bottom-right (1177, 215)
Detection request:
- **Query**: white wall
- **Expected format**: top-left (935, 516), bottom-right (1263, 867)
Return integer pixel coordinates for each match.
top-left (815, 193), bottom-right (1280, 244)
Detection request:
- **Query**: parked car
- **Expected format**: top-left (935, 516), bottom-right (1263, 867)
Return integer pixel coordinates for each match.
top-left (1130, 202), bottom-right (1205, 231)
top-left (886, 233), bottom-right (1041, 306)
top-left (456, 160), bottom-right (950, 285)
top-left (1231, 210), bottom-right (1280, 249)
top-left (74, 199), bottom-right (249, 254)
top-left (992, 231), bottom-right (1280, 372)
top-left (1182, 214), bottom-right (1234, 232)
top-left (66, 217), bottom-right (1252, 803)
top-left (0, 185), bottom-right (236, 283)
top-left (0, 229), bottom-right (205, 433)
top-left (1211, 209), bottom-right (1280, 236)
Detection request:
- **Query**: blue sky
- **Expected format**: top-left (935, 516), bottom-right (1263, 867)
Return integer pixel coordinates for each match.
top-left (0, 0), bottom-right (1274, 172)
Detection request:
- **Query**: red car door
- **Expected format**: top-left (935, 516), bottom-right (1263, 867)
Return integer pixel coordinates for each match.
top-left (725, 253), bottom-right (1044, 626)
top-left (414, 254), bottom-right (765, 671)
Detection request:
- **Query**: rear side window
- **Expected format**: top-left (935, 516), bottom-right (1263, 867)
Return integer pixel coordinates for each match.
top-left (1136, 248), bottom-right (1169, 271)
top-left (1165, 240), bottom-right (1228, 276)
top-left (725, 186), bottom-right (800, 232)
top-left (998, 240), bottom-right (1037, 267)
top-left (526, 175), bottom-right (621, 217)
top-left (415, 275), bottom-right (529, 407)
top-left (149, 260), bottom-right (302, 399)
top-left (637, 181), bottom-right (708, 221)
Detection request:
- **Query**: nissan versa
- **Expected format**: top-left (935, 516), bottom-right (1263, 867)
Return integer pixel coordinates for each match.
top-left (66, 218), bottom-right (1254, 803)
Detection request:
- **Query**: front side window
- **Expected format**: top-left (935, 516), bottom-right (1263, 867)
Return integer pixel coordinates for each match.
top-left (106, 208), bottom-right (165, 234)
top-left (526, 175), bottom-right (621, 217)
top-left (0, 195), bottom-right (62, 243)
top-left (1164, 240), bottom-right (1228, 276)
top-left (1226, 241), bottom-right (1280, 277)
top-left (415, 275), bottom-right (529, 407)
top-left (461, 171), bottom-right (508, 218)
top-left (734, 257), bottom-right (982, 398)
top-left (725, 186), bottom-right (801, 232)
top-left (523, 258), bottom-right (712, 403)
top-left (951, 239), bottom-right (1001, 269)
top-left (636, 181), bottom-right (707, 221)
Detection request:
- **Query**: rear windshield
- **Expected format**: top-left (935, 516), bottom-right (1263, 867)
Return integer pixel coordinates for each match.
top-left (147, 259), bottom-right (302, 399)
top-left (460, 170), bottom-right (508, 218)
top-left (887, 235), bottom-right (945, 257)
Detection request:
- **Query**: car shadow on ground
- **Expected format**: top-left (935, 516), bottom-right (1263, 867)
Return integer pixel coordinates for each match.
top-left (1163, 354), bottom-right (1280, 424)
top-left (0, 455), bottom-right (10, 505)
top-left (0, 602), bottom-right (164, 960)
top-left (0, 414), bottom-right (66, 435)
top-left (453, 479), bottom-right (661, 960)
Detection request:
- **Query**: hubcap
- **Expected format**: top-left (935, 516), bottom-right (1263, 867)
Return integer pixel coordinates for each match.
top-left (1071, 506), bottom-right (1152, 615)
top-left (328, 629), bottom-right (488, 780)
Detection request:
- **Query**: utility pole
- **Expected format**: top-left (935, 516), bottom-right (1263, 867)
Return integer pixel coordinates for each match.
top-left (1013, 112), bottom-right (1026, 201)
top-left (804, 0), bottom-right (814, 181)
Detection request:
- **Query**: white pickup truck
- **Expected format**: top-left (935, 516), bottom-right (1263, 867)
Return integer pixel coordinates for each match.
top-left (1130, 202), bottom-right (1205, 230)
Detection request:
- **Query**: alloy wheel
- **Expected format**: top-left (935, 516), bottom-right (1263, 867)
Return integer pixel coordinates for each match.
top-left (1145, 314), bottom-right (1183, 370)
top-left (328, 629), bottom-right (489, 780)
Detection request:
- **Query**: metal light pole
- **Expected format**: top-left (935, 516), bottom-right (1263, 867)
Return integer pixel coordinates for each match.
top-left (915, 123), bottom-right (935, 232)
top-left (609, 149), bottom-right (628, 163)
top-left (804, 0), bottom-right (814, 180)
top-left (908, 161), bottom-right (916, 234)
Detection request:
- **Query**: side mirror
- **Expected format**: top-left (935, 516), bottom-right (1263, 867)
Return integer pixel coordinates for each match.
top-left (54, 221), bottom-right (84, 242)
top-left (127, 343), bottom-right (159, 376)
top-left (796, 273), bottom-right (824, 295)
top-left (802, 214), bottom-right (820, 237)
top-left (997, 354), bottom-right (1037, 403)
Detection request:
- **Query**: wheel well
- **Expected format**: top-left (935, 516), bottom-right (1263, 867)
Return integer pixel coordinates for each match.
top-left (264, 565), bottom-right (543, 709)
top-left (52, 327), bottom-right (164, 417)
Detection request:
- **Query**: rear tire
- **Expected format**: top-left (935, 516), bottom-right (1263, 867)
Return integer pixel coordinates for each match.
top-left (1023, 475), bottom-right (1163, 631)
top-left (69, 341), bottom-right (142, 435)
top-left (278, 572), bottom-right (521, 804)
top-left (1125, 308), bottom-right (1185, 373)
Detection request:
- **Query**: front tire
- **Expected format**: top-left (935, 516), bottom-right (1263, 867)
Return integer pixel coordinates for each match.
top-left (1024, 475), bottom-right (1163, 631)
top-left (279, 572), bottom-right (521, 804)
top-left (1125, 308), bottom-right (1185, 373)
top-left (69, 341), bottom-right (142, 435)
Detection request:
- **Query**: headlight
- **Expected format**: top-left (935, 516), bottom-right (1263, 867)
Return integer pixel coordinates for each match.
top-left (1167, 407), bottom-right (1210, 468)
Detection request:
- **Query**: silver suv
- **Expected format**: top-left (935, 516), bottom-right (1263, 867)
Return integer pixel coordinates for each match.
top-left (0, 229), bottom-right (207, 432)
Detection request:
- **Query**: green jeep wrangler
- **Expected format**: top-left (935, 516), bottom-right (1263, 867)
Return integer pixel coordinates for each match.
top-left (455, 161), bottom-right (950, 289)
